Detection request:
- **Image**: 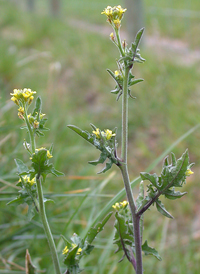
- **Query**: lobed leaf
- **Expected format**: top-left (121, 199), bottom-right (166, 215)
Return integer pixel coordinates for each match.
top-left (142, 240), bottom-right (162, 261)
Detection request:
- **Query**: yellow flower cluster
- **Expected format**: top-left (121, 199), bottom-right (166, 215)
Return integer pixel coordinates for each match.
top-left (101, 5), bottom-right (127, 28)
top-left (19, 175), bottom-right (36, 186)
top-left (112, 200), bottom-right (129, 210)
top-left (35, 147), bottom-right (53, 159)
top-left (62, 244), bottom-right (82, 255)
top-left (92, 128), bottom-right (116, 140)
top-left (10, 88), bottom-right (36, 106)
top-left (18, 107), bottom-right (25, 120)
top-left (27, 113), bottom-right (45, 129)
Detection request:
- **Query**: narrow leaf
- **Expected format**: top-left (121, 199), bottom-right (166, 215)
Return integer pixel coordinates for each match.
top-left (171, 152), bottom-right (176, 166)
top-left (32, 96), bottom-right (42, 117)
top-left (156, 199), bottom-right (173, 219)
top-left (132, 28), bottom-right (145, 53)
top-left (67, 125), bottom-right (94, 146)
top-left (129, 78), bottom-right (144, 87)
top-left (86, 212), bottom-right (113, 244)
top-left (106, 69), bottom-right (119, 84)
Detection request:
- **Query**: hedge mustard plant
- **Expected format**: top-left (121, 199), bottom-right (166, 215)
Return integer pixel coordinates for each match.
top-left (9, 5), bottom-right (194, 274)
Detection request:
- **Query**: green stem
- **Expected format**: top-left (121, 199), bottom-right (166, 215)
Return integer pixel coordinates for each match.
top-left (115, 28), bottom-right (125, 57)
top-left (24, 105), bottom-right (61, 272)
top-left (36, 176), bottom-right (61, 274)
top-left (24, 107), bottom-right (36, 153)
top-left (120, 63), bottom-right (143, 273)
top-left (121, 67), bottom-right (129, 162)
top-left (119, 164), bottom-right (143, 274)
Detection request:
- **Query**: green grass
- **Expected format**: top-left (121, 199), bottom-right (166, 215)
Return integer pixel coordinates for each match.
top-left (0, 1), bottom-right (200, 273)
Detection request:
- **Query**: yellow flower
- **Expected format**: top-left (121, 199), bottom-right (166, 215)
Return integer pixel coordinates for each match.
top-left (47, 150), bottom-right (53, 159)
top-left (72, 244), bottom-right (82, 255)
top-left (93, 128), bottom-right (101, 139)
top-left (101, 6), bottom-right (113, 17)
top-left (112, 202), bottom-right (120, 210)
top-left (114, 70), bottom-right (120, 77)
top-left (116, 5), bottom-right (127, 19)
top-left (185, 169), bottom-right (194, 176)
top-left (35, 147), bottom-right (53, 159)
top-left (18, 107), bottom-right (25, 119)
top-left (113, 18), bottom-right (121, 29)
top-left (33, 120), bottom-right (39, 128)
top-left (62, 246), bottom-right (69, 255)
top-left (110, 32), bottom-right (115, 41)
top-left (112, 200), bottom-right (128, 210)
top-left (11, 96), bottom-right (19, 105)
top-left (40, 113), bottom-right (46, 119)
top-left (77, 247), bottom-right (82, 255)
top-left (104, 129), bottom-right (116, 140)
top-left (19, 175), bottom-right (36, 186)
top-left (120, 200), bottom-right (128, 208)
top-left (28, 96), bottom-right (34, 105)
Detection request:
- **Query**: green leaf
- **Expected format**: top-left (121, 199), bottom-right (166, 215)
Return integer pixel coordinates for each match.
top-left (142, 240), bottom-right (162, 261)
top-left (140, 172), bottom-right (159, 189)
top-left (106, 69), bottom-right (118, 84)
top-left (129, 78), bottom-right (144, 87)
top-left (32, 96), bottom-right (42, 117)
top-left (14, 159), bottom-right (29, 175)
top-left (171, 152), bottom-right (176, 166)
top-left (113, 212), bottom-right (135, 253)
top-left (67, 125), bottom-right (95, 146)
top-left (31, 149), bottom-right (63, 179)
top-left (163, 188), bottom-right (187, 200)
top-left (131, 28), bottom-right (145, 57)
top-left (27, 203), bottom-right (36, 221)
top-left (86, 212), bottom-right (113, 244)
top-left (7, 196), bottom-right (24, 206)
top-left (63, 245), bottom-right (79, 267)
top-left (97, 159), bottom-right (113, 174)
top-left (156, 199), bottom-right (173, 219)
top-left (88, 152), bottom-right (107, 166)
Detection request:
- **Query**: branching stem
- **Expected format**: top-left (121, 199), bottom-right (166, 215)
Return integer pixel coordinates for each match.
top-left (119, 48), bottom-right (143, 273)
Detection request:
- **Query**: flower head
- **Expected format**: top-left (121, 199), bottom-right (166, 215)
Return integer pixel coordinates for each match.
top-left (10, 88), bottom-right (36, 105)
top-left (92, 128), bottom-right (101, 139)
top-left (72, 244), bottom-right (82, 255)
top-left (112, 200), bottom-right (128, 211)
top-left (33, 120), bottom-right (39, 129)
top-left (185, 169), bottom-right (194, 176)
top-left (35, 147), bottom-right (53, 159)
top-left (18, 107), bottom-right (25, 119)
top-left (104, 129), bottom-right (116, 140)
top-left (19, 175), bottom-right (36, 186)
top-left (93, 128), bottom-right (116, 140)
top-left (101, 5), bottom-right (127, 27)
top-left (110, 32), bottom-right (115, 41)
top-left (62, 246), bottom-right (69, 255)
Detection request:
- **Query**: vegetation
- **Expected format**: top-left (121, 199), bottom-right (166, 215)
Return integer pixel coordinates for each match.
top-left (0, 1), bottom-right (200, 273)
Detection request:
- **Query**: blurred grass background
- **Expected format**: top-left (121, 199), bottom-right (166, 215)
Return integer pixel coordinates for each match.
top-left (0, 0), bottom-right (200, 273)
